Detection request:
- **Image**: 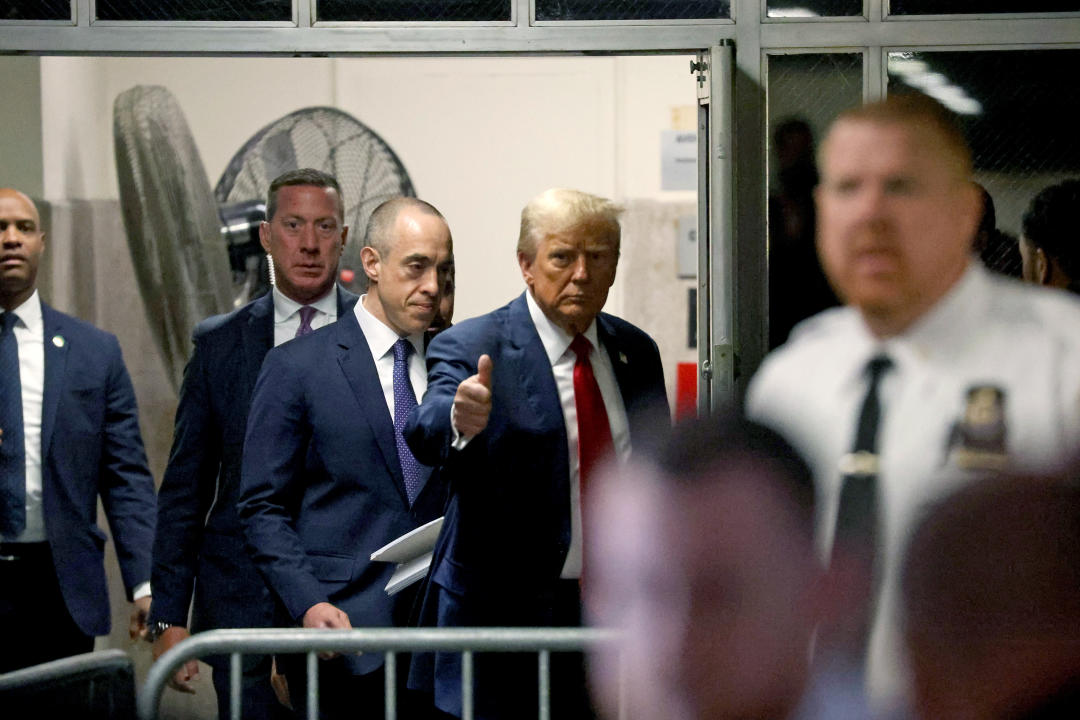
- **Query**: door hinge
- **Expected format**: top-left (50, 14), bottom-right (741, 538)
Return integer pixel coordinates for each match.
top-left (691, 54), bottom-right (710, 103)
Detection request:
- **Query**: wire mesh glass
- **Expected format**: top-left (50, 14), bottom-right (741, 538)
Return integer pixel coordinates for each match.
top-left (766, 53), bottom-right (861, 348)
top-left (888, 49), bottom-right (1080, 277)
top-left (95, 0), bottom-right (291, 21)
top-left (317, 0), bottom-right (510, 21)
top-left (0, 0), bottom-right (69, 20)
top-left (767, 0), bottom-right (862, 18)
top-left (889, 0), bottom-right (1080, 13)
top-left (534, 0), bottom-right (730, 21)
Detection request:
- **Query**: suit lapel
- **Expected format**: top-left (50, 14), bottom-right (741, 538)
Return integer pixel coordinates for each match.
top-left (40, 304), bottom-right (69, 460)
top-left (507, 294), bottom-right (565, 434)
top-left (597, 314), bottom-right (639, 438)
top-left (334, 312), bottom-right (409, 502)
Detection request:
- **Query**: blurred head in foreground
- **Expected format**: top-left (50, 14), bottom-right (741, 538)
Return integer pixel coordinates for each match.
top-left (586, 417), bottom-right (824, 720)
top-left (902, 475), bottom-right (1080, 720)
top-left (815, 92), bottom-right (980, 338)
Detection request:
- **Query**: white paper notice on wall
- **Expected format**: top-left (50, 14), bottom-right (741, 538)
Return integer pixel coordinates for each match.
top-left (677, 215), bottom-right (697, 279)
top-left (661, 130), bottom-right (697, 191)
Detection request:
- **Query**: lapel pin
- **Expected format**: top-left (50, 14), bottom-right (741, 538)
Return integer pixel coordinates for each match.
top-left (619, 352), bottom-right (628, 364)
top-left (52, 335), bottom-right (65, 348)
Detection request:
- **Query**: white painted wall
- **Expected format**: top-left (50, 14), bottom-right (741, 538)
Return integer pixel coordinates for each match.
top-left (335, 56), bottom-right (619, 319)
top-left (36, 55), bottom-right (696, 322)
top-left (41, 56), bottom-right (337, 201)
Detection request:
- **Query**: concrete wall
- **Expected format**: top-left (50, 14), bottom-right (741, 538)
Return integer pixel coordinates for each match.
top-left (0, 56), bottom-right (43, 197)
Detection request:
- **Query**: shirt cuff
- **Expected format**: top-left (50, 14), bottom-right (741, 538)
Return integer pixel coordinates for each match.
top-left (133, 582), bottom-right (152, 601)
top-left (450, 405), bottom-right (472, 451)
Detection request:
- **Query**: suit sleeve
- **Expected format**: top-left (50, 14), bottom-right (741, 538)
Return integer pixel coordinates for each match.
top-left (405, 328), bottom-right (478, 467)
top-left (237, 347), bottom-right (325, 622)
top-left (640, 334), bottom-right (671, 424)
top-left (97, 334), bottom-right (157, 602)
top-left (149, 330), bottom-right (222, 626)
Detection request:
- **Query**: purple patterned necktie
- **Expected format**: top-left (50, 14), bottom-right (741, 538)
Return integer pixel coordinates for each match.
top-left (392, 338), bottom-right (423, 505)
top-left (295, 305), bottom-right (317, 338)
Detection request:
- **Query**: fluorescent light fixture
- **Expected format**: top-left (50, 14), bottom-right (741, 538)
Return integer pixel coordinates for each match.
top-left (926, 88), bottom-right (983, 115)
top-left (769, 7), bottom-right (820, 17)
top-left (927, 85), bottom-right (968, 103)
top-left (887, 56), bottom-right (930, 77)
top-left (903, 71), bottom-right (949, 89)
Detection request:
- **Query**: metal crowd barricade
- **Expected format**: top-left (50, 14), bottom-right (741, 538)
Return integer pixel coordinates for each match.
top-left (138, 627), bottom-right (621, 720)
top-left (0, 649), bottom-right (137, 720)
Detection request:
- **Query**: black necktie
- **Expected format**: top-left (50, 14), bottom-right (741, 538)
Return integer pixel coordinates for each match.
top-left (0, 311), bottom-right (26, 537)
top-left (830, 353), bottom-right (893, 659)
top-left (835, 354), bottom-right (893, 546)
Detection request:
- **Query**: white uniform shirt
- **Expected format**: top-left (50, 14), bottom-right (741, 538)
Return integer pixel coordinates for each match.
top-left (747, 263), bottom-right (1080, 713)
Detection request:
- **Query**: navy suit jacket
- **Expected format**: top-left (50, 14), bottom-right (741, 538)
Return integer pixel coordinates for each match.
top-left (238, 307), bottom-right (447, 675)
top-left (404, 293), bottom-right (668, 716)
top-left (150, 287), bottom-right (357, 648)
top-left (38, 303), bottom-right (156, 638)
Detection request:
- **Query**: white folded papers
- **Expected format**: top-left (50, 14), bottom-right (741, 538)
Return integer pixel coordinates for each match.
top-left (370, 516), bottom-right (444, 595)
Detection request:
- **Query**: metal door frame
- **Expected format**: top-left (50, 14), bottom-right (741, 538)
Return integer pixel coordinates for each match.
top-left (4, 0), bottom-right (1080, 410)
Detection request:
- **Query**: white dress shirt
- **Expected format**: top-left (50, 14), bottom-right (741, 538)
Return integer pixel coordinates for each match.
top-left (272, 285), bottom-right (338, 347)
top-left (354, 295), bottom-right (427, 421)
top-left (747, 263), bottom-right (1080, 714)
top-left (523, 290), bottom-right (631, 579)
top-left (2, 290), bottom-right (45, 544)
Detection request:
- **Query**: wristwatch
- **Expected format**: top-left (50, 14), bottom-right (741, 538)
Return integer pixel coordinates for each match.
top-left (147, 621), bottom-right (179, 643)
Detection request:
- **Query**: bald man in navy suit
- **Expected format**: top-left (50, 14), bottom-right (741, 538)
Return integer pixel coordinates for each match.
top-left (239, 197), bottom-right (454, 719)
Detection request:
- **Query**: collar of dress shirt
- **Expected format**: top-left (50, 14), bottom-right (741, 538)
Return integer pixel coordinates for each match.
top-left (842, 259), bottom-right (986, 388)
top-left (271, 284), bottom-right (337, 323)
top-left (524, 288), bottom-right (600, 367)
top-left (898, 259), bottom-right (985, 359)
top-left (3, 288), bottom-right (42, 332)
top-left (354, 294), bottom-right (425, 361)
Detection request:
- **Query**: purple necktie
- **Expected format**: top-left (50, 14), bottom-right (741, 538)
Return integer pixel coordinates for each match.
top-left (392, 338), bottom-right (423, 505)
top-left (295, 306), bottom-right (317, 338)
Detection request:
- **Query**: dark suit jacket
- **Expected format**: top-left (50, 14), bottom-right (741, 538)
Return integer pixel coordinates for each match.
top-left (38, 303), bottom-right (156, 638)
top-left (150, 287), bottom-right (357, 654)
top-left (404, 293), bottom-right (669, 717)
top-left (237, 308), bottom-right (447, 676)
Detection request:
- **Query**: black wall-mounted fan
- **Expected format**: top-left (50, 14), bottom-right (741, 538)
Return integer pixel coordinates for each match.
top-left (215, 106), bottom-right (417, 297)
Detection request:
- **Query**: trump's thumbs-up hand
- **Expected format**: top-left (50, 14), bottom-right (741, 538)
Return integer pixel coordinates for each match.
top-left (452, 354), bottom-right (493, 437)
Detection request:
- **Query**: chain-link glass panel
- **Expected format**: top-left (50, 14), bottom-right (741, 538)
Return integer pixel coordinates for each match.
top-left (95, 0), bottom-right (291, 21)
top-left (535, 1), bottom-right (729, 21)
top-left (888, 49), bottom-right (1080, 278)
top-left (766, 53), bottom-right (861, 348)
top-left (317, 1), bottom-right (510, 21)
top-left (890, 0), bottom-right (1080, 14)
top-left (1, 0), bottom-right (69, 20)
top-left (767, 0), bottom-right (861, 17)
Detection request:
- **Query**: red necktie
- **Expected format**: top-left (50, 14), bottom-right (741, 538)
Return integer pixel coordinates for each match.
top-left (570, 334), bottom-right (613, 489)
